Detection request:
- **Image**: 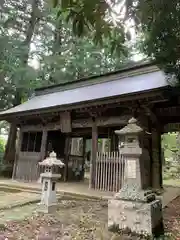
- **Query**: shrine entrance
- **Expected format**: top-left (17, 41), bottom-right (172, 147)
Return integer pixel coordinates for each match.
top-left (67, 137), bottom-right (85, 181)
top-left (0, 62), bottom-right (171, 191)
top-left (46, 130), bottom-right (66, 159)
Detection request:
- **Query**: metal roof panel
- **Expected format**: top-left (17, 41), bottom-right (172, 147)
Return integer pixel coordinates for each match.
top-left (0, 70), bottom-right (167, 116)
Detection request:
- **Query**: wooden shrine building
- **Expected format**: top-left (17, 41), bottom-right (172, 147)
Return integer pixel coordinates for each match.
top-left (0, 62), bottom-right (179, 191)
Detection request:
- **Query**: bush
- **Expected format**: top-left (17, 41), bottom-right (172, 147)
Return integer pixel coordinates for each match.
top-left (0, 138), bottom-right (5, 163)
top-left (163, 158), bottom-right (180, 180)
top-left (0, 163), bottom-right (13, 178)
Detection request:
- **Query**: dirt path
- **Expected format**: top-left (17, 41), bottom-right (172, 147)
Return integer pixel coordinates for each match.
top-left (164, 196), bottom-right (180, 239)
top-left (0, 197), bottom-right (179, 239)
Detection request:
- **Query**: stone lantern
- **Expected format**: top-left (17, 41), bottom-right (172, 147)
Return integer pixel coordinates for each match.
top-left (38, 151), bottom-right (64, 213)
top-left (115, 117), bottom-right (151, 197)
top-left (108, 118), bottom-right (163, 236)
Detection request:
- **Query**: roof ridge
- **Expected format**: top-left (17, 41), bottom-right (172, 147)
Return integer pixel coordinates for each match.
top-left (35, 60), bottom-right (153, 92)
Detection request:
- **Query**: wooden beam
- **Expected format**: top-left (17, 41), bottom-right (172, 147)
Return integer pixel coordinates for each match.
top-left (60, 111), bottom-right (72, 133)
top-left (156, 106), bottom-right (180, 116)
top-left (163, 122), bottom-right (180, 132)
top-left (97, 115), bottom-right (130, 126)
top-left (20, 115), bottom-right (130, 132)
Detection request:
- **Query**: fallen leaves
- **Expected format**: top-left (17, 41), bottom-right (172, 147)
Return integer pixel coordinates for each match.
top-left (0, 197), bottom-right (179, 239)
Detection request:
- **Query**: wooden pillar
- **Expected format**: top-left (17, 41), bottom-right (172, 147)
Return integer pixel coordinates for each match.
top-left (12, 128), bottom-right (23, 180)
top-left (110, 131), bottom-right (118, 152)
top-left (40, 129), bottom-right (48, 160)
top-left (89, 118), bottom-right (98, 188)
top-left (81, 137), bottom-right (86, 180)
top-left (151, 127), bottom-right (162, 189)
top-left (64, 134), bottom-right (71, 182)
top-left (37, 129), bottom-right (48, 182)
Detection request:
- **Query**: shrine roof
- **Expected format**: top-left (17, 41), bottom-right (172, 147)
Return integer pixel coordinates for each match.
top-left (0, 62), bottom-right (168, 119)
top-left (35, 61), bottom-right (152, 95)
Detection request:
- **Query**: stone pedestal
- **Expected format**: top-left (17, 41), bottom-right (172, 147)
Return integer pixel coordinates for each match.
top-left (38, 151), bottom-right (64, 213)
top-left (108, 118), bottom-right (163, 237)
top-left (108, 198), bottom-right (163, 235)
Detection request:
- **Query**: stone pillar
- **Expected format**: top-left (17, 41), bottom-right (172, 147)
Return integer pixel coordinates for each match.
top-left (137, 114), bottom-right (152, 188)
top-left (108, 118), bottom-right (163, 237)
top-left (151, 128), bottom-right (163, 189)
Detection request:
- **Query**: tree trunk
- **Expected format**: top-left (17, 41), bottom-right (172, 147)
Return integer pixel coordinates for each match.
top-left (49, 16), bottom-right (62, 84)
top-left (3, 0), bottom-right (40, 177)
top-left (3, 123), bottom-right (17, 164)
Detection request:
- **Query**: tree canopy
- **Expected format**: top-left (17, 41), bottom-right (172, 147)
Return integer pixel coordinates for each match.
top-left (0, 0), bottom-right (131, 167)
top-left (51, 0), bottom-right (180, 82)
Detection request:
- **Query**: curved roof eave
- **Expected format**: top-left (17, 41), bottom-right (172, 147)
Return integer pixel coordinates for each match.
top-left (0, 68), bottom-right (168, 120)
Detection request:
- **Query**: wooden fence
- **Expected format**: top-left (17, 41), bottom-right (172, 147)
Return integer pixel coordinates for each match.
top-left (94, 151), bottom-right (125, 192)
top-left (14, 152), bottom-right (41, 181)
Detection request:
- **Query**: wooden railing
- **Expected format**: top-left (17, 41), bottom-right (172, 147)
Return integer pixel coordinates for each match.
top-left (94, 152), bottom-right (125, 192)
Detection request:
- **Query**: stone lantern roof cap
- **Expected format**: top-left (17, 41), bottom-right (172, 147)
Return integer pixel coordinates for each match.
top-left (115, 117), bottom-right (143, 135)
top-left (39, 151), bottom-right (65, 167)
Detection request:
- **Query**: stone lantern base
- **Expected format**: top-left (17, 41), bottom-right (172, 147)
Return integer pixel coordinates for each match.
top-left (108, 196), bottom-right (163, 236)
top-left (37, 202), bottom-right (58, 214)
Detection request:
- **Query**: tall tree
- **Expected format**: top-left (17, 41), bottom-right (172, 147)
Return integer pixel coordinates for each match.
top-left (51, 0), bottom-right (180, 83)
top-left (0, 0), bottom-right (131, 176)
top-left (130, 0), bottom-right (180, 83)
top-left (38, 8), bottom-right (130, 84)
top-left (1, 0), bottom-right (42, 167)
top-left (50, 0), bottom-right (129, 57)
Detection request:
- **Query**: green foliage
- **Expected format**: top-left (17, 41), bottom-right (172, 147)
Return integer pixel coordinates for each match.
top-left (126, 0), bottom-right (180, 83)
top-left (50, 0), bottom-right (180, 83)
top-left (162, 133), bottom-right (177, 159)
top-left (0, 137), bottom-right (5, 163)
top-left (0, 0), bottom-right (41, 110)
top-left (162, 133), bottom-right (180, 180)
top-left (0, 0), bottom-right (130, 166)
top-left (0, 0), bottom-right (130, 111)
top-left (0, 137), bottom-right (13, 178)
top-left (52, 0), bottom-right (129, 50)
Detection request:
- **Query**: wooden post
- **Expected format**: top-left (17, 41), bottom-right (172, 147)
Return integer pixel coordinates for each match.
top-left (12, 128), bottom-right (23, 180)
top-left (81, 137), bottom-right (86, 181)
top-left (40, 130), bottom-right (48, 160)
top-left (151, 127), bottom-right (162, 189)
top-left (110, 130), bottom-right (119, 152)
top-left (89, 118), bottom-right (98, 189)
top-left (37, 130), bottom-right (48, 182)
top-left (64, 134), bottom-right (71, 182)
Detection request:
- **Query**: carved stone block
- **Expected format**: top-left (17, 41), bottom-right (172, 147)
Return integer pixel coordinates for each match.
top-left (108, 198), bottom-right (163, 236)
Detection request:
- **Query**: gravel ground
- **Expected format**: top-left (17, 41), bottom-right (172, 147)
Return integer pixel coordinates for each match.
top-left (163, 196), bottom-right (180, 240)
top-left (0, 197), bottom-right (179, 240)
